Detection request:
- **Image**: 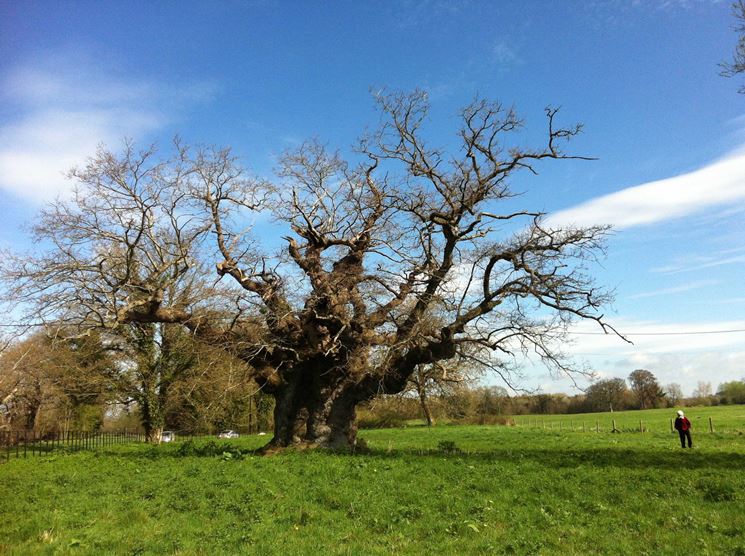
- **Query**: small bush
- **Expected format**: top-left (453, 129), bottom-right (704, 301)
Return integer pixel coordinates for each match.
top-left (436, 440), bottom-right (461, 454)
top-left (176, 440), bottom-right (245, 459)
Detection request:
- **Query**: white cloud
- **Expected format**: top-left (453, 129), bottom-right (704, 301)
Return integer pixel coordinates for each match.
top-left (546, 150), bottom-right (745, 230)
top-left (626, 279), bottom-right (718, 300)
top-left (650, 247), bottom-right (745, 274)
top-left (0, 59), bottom-right (215, 202)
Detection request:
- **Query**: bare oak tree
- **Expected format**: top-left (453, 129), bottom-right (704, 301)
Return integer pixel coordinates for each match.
top-left (4, 91), bottom-right (620, 450)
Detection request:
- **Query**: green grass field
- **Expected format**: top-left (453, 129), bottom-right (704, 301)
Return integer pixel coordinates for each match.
top-left (1, 406), bottom-right (744, 555)
top-left (512, 404), bottom-right (745, 434)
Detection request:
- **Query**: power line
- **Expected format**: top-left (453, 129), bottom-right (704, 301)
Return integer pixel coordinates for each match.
top-left (569, 329), bottom-right (745, 336)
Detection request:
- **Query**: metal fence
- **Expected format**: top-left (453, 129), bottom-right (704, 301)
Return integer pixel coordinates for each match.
top-left (0, 430), bottom-right (144, 461)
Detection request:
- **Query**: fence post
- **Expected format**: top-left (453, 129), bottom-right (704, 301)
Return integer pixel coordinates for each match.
top-left (709, 417), bottom-right (713, 433)
top-left (670, 418), bottom-right (673, 433)
top-left (612, 419), bottom-right (617, 433)
top-left (596, 420), bottom-right (599, 433)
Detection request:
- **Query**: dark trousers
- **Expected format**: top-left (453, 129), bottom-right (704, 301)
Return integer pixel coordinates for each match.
top-left (678, 429), bottom-right (692, 448)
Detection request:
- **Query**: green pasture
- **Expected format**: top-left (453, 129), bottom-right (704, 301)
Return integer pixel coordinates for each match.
top-left (1, 411), bottom-right (745, 555)
top-left (512, 404), bottom-right (745, 434)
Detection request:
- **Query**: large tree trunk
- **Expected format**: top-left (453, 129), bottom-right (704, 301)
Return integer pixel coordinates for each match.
top-left (140, 381), bottom-right (165, 444)
top-left (416, 381), bottom-right (435, 427)
top-left (265, 367), bottom-right (363, 450)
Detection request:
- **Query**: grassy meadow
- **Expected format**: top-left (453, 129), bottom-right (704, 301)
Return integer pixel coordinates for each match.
top-left (1, 406), bottom-right (744, 555)
top-left (512, 404), bottom-right (745, 434)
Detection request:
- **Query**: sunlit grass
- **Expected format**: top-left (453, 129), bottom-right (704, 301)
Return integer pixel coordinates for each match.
top-left (1, 415), bottom-right (744, 554)
top-left (512, 404), bottom-right (745, 434)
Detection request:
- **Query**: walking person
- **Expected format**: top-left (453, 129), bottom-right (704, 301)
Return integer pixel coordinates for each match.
top-left (674, 410), bottom-right (693, 448)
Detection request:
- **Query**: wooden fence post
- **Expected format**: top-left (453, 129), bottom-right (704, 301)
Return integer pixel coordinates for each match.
top-left (595, 420), bottom-right (599, 433)
top-left (670, 418), bottom-right (673, 433)
top-left (709, 417), bottom-right (713, 433)
top-left (611, 419), bottom-right (617, 433)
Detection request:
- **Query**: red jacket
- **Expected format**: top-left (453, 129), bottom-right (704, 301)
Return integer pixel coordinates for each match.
top-left (674, 417), bottom-right (691, 431)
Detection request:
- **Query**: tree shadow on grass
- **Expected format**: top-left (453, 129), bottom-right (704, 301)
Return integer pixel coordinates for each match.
top-left (63, 437), bottom-right (745, 472)
top-left (363, 446), bottom-right (745, 471)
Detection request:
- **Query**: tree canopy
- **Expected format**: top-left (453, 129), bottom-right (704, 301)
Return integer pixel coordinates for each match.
top-left (2, 91), bottom-right (620, 449)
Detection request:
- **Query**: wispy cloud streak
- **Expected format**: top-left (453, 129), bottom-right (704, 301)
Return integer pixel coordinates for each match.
top-left (627, 279), bottom-right (719, 300)
top-left (547, 150), bottom-right (745, 230)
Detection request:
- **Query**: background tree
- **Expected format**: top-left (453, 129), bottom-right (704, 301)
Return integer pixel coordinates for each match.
top-left (716, 380), bottom-right (745, 404)
top-left (0, 331), bottom-right (115, 433)
top-left (663, 382), bottom-right (684, 407)
top-left (1, 144), bottom-right (230, 442)
top-left (4, 91), bottom-right (621, 450)
top-left (406, 357), bottom-right (481, 426)
top-left (627, 369), bottom-right (665, 409)
top-left (691, 381), bottom-right (716, 406)
top-left (475, 386), bottom-right (511, 423)
top-left (164, 339), bottom-right (273, 434)
top-left (584, 377), bottom-right (630, 412)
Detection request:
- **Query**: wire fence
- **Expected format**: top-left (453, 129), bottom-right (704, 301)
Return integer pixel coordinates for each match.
top-left (513, 416), bottom-right (735, 434)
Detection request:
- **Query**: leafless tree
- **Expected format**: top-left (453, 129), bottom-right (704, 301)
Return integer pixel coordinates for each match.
top-left (664, 382), bottom-right (684, 407)
top-left (4, 91), bottom-right (621, 450)
top-left (692, 381), bottom-right (715, 405)
top-left (406, 357), bottom-right (481, 427)
top-left (722, 0), bottom-right (745, 92)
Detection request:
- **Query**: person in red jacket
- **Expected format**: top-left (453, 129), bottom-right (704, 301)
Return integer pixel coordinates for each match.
top-left (674, 410), bottom-right (693, 448)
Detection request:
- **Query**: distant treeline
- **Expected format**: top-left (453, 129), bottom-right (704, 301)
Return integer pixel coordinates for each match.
top-left (357, 375), bottom-right (745, 428)
top-left (3, 331), bottom-right (743, 436)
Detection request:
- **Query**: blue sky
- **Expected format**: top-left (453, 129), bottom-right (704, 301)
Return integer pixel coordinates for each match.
top-left (1, 0), bottom-right (743, 395)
